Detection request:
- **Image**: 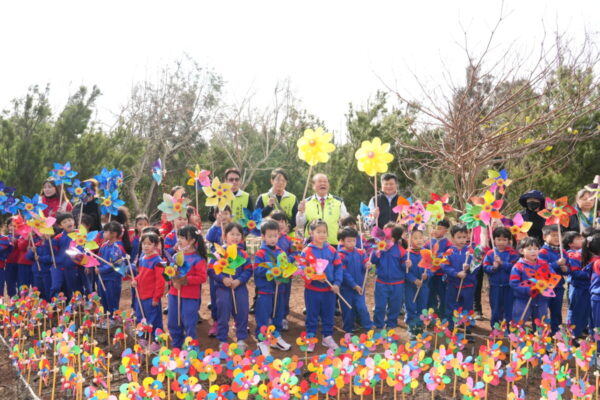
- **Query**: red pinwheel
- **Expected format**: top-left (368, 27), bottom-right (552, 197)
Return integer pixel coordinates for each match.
top-left (428, 193), bottom-right (454, 213)
top-left (519, 264), bottom-right (561, 298)
top-left (537, 197), bottom-right (576, 228)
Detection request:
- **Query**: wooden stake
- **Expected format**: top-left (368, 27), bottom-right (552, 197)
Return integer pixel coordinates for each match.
top-left (519, 297), bottom-right (533, 323)
top-left (324, 278), bottom-right (352, 309)
top-left (301, 165), bottom-right (314, 204)
top-left (272, 282), bottom-right (279, 319)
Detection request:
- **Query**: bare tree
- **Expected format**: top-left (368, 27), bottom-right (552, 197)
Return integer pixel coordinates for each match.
top-left (388, 15), bottom-right (600, 208)
top-left (119, 57), bottom-right (223, 214)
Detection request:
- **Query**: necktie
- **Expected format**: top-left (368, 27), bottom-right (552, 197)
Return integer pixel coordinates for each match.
top-left (320, 197), bottom-right (325, 210)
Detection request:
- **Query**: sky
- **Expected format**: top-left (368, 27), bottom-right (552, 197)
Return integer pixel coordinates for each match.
top-left (1, 0), bottom-right (598, 134)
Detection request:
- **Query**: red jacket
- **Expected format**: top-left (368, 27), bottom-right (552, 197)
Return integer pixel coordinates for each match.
top-left (168, 252), bottom-right (207, 299)
top-left (6, 236), bottom-right (19, 264)
top-left (135, 254), bottom-right (166, 302)
top-left (17, 237), bottom-right (32, 265)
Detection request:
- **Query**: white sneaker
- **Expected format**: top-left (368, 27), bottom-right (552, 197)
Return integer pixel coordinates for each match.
top-left (271, 336), bottom-right (291, 351)
top-left (237, 340), bottom-right (247, 352)
top-left (258, 342), bottom-right (271, 356)
top-left (322, 336), bottom-right (339, 350)
top-left (282, 320), bottom-right (289, 331)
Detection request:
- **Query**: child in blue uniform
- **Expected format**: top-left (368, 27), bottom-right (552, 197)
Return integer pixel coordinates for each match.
top-left (585, 233), bottom-right (600, 366)
top-left (97, 221), bottom-right (127, 320)
top-left (426, 220), bottom-right (450, 315)
top-left (405, 229), bottom-right (432, 337)
top-left (564, 230), bottom-right (589, 338)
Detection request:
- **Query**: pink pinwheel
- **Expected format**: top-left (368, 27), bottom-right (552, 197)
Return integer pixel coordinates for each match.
top-left (12, 214), bottom-right (32, 237)
top-left (470, 190), bottom-right (503, 224)
top-left (65, 245), bottom-right (100, 268)
top-left (401, 201), bottom-right (430, 231)
top-left (428, 193), bottom-right (454, 213)
top-left (392, 196), bottom-right (413, 215)
top-left (366, 226), bottom-right (394, 256)
top-left (501, 213), bottom-right (533, 241)
top-left (482, 169), bottom-right (512, 194)
top-left (26, 211), bottom-right (55, 237)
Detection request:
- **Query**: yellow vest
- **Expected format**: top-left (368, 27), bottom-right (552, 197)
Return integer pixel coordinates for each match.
top-left (304, 195), bottom-right (342, 244)
top-left (260, 192), bottom-right (297, 220)
top-left (231, 191), bottom-right (250, 222)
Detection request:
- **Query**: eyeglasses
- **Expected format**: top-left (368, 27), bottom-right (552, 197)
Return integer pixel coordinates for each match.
top-left (227, 177), bottom-right (240, 182)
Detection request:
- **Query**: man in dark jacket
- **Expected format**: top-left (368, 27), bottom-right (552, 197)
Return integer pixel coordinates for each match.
top-left (518, 190), bottom-right (547, 244)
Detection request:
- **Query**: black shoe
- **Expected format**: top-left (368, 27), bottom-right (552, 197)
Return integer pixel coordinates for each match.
top-left (249, 304), bottom-right (255, 315)
top-left (303, 308), bottom-right (307, 315)
top-left (207, 302), bottom-right (212, 310)
top-left (162, 307), bottom-right (168, 315)
top-left (335, 309), bottom-right (341, 317)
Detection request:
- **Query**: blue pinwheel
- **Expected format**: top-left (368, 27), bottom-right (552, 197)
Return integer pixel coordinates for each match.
top-left (95, 168), bottom-right (123, 192)
top-left (49, 162), bottom-right (78, 185)
top-left (359, 202), bottom-right (373, 226)
top-left (239, 208), bottom-right (262, 236)
top-left (97, 189), bottom-right (124, 216)
top-left (1, 195), bottom-right (20, 215)
top-left (0, 181), bottom-right (16, 197)
top-left (18, 195), bottom-right (47, 218)
top-left (68, 179), bottom-right (87, 204)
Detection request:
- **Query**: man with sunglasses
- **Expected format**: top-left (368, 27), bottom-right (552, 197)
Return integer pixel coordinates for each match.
top-left (223, 168), bottom-right (253, 222)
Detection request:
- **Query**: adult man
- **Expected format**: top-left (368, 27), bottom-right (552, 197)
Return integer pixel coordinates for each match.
top-left (255, 168), bottom-right (298, 229)
top-left (368, 173), bottom-right (405, 228)
top-left (296, 173), bottom-right (349, 245)
top-left (223, 167), bottom-right (253, 222)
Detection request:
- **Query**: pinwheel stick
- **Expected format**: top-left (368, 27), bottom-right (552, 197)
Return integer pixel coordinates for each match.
top-left (47, 238), bottom-right (58, 269)
top-left (177, 288), bottom-right (181, 326)
top-left (412, 285), bottom-right (422, 303)
top-left (272, 282), bottom-right (279, 319)
top-left (373, 175), bottom-right (378, 210)
top-left (77, 202), bottom-right (84, 228)
top-left (558, 227), bottom-right (564, 260)
top-left (519, 297), bottom-right (533, 323)
top-left (406, 230), bottom-right (412, 274)
top-left (28, 234), bottom-right (42, 272)
top-left (301, 165), bottom-right (314, 202)
top-left (230, 275), bottom-right (239, 315)
top-left (125, 255), bottom-right (146, 321)
top-left (324, 278), bottom-right (352, 309)
top-left (361, 263), bottom-right (370, 293)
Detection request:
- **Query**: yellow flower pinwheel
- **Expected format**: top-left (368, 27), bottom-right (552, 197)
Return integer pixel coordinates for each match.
top-left (297, 127), bottom-right (336, 166)
top-left (203, 177), bottom-right (235, 210)
top-left (355, 137), bottom-right (394, 177)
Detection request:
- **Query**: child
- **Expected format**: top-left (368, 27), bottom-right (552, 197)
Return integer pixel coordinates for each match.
top-left (5, 218), bottom-right (19, 297)
top-left (25, 235), bottom-right (54, 301)
top-left (130, 214), bottom-right (150, 264)
top-left (0, 232), bottom-right (13, 297)
top-left (339, 216), bottom-right (363, 249)
top-left (52, 213), bottom-right (80, 300)
top-left (483, 227), bottom-right (519, 328)
top-left (564, 231), bottom-right (589, 338)
top-left (207, 222), bottom-right (252, 350)
top-left (16, 232), bottom-right (33, 289)
top-left (338, 227), bottom-right (373, 334)
top-left (585, 234), bottom-right (600, 363)
top-left (371, 223), bottom-right (406, 330)
top-left (97, 221), bottom-right (127, 321)
top-left (538, 225), bottom-right (571, 333)
top-left (163, 216), bottom-right (188, 257)
top-left (132, 231), bottom-right (165, 350)
top-left (167, 225), bottom-right (208, 349)
top-left (426, 220), bottom-right (450, 315)
top-left (405, 229), bottom-right (432, 337)
top-left (510, 237), bottom-right (550, 325)
top-left (302, 220), bottom-right (342, 351)
top-left (253, 220), bottom-right (292, 355)
top-left (41, 179), bottom-right (73, 218)
top-left (205, 206), bottom-right (232, 336)
top-left (441, 224), bottom-right (477, 326)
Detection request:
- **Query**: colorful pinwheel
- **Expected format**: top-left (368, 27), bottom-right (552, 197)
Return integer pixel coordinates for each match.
top-left (162, 251), bottom-right (191, 281)
top-left (157, 193), bottom-right (190, 221)
top-left (18, 194), bottom-right (46, 217)
top-left (501, 213), bottom-right (533, 241)
top-left (203, 177), bottom-right (235, 210)
top-left (460, 203), bottom-right (486, 229)
top-left (152, 158), bottom-right (165, 185)
top-left (519, 264), bottom-right (561, 298)
top-left (428, 193), bottom-right (454, 213)
top-left (365, 226), bottom-right (394, 257)
top-left (68, 226), bottom-right (100, 251)
top-left (537, 197), bottom-right (576, 228)
top-left (239, 208), bottom-right (262, 236)
top-left (26, 211), bottom-right (55, 236)
top-left (259, 252), bottom-right (298, 283)
top-left (419, 243), bottom-right (447, 274)
top-left (482, 169), bottom-right (512, 194)
top-left (470, 190), bottom-right (503, 224)
top-left (49, 162), bottom-right (78, 185)
top-left (211, 244), bottom-right (246, 276)
top-left (186, 164), bottom-right (211, 188)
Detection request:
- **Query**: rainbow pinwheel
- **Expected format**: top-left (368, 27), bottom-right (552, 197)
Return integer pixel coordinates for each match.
top-left (519, 264), bottom-right (561, 298)
top-left (297, 127), bottom-right (336, 167)
top-left (211, 244), bottom-right (245, 276)
top-left (258, 252), bottom-right (298, 283)
top-left (537, 197), bottom-right (576, 227)
top-left (186, 164), bottom-right (211, 188)
top-left (157, 193), bottom-right (190, 221)
top-left (425, 201), bottom-right (445, 223)
top-left (460, 203), bottom-right (486, 229)
top-left (68, 226), bottom-right (99, 251)
top-left (162, 251), bottom-right (191, 281)
top-left (239, 208), bottom-right (262, 236)
top-left (470, 190), bottom-right (503, 224)
top-left (501, 213), bottom-right (533, 241)
top-left (419, 243), bottom-right (447, 274)
top-left (401, 201), bottom-right (430, 231)
top-left (50, 162), bottom-right (78, 185)
top-left (152, 158), bottom-right (164, 185)
top-left (355, 137), bottom-right (394, 177)
top-left (365, 226), bottom-right (394, 256)
top-left (65, 245), bottom-right (100, 268)
top-left (482, 169), bottom-right (512, 194)
top-left (97, 189), bottom-right (124, 216)
top-left (26, 211), bottom-right (56, 236)
top-left (18, 194), bottom-right (46, 217)
top-left (203, 177), bottom-right (235, 210)
top-left (428, 193), bottom-right (454, 213)
top-left (294, 253), bottom-right (328, 282)
top-left (392, 196), bottom-right (413, 215)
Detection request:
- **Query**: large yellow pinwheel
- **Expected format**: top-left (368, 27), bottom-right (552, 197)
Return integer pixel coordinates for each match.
top-left (297, 127), bottom-right (336, 166)
top-left (202, 177), bottom-right (235, 210)
top-left (355, 137), bottom-right (394, 177)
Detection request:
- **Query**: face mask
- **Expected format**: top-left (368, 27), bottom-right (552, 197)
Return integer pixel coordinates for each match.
top-left (526, 201), bottom-right (540, 211)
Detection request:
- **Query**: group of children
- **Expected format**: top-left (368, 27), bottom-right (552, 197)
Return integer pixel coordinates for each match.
top-left (2, 198), bottom-right (600, 354)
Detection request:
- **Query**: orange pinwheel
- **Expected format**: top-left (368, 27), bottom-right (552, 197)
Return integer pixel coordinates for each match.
top-left (537, 197), bottom-right (576, 227)
top-left (419, 243), bottom-right (447, 274)
top-left (520, 264), bottom-right (561, 298)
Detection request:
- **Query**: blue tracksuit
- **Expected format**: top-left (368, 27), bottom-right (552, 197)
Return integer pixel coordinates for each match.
top-left (0, 236), bottom-right (13, 298)
top-left (339, 247), bottom-right (373, 333)
top-left (371, 243), bottom-right (406, 329)
top-left (442, 245), bottom-right (477, 324)
top-left (302, 243), bottom-right (343, 337)
top-left (52, 232), bottom-right (81, 300)
top-left (25, 238), bottom-right (54, 301)
top-left (539, 244), bottom-right (571, 333)
top-left (510, 258), bottom-right (550, 324)
top-left (426, 237), bottom-right (450, 314)
top-left (568, 250), bottom-right (591, 337)
top-left (277, 234), bottom-right (296, 320)
top-left (207, 246), bottom-right (252, 343)
top-left (253, 244), bottom-right (288, 336)
top-left (97, 241), bottom-right (126, 316)
top-left (405, 249), bottom-right (433, 330)
top-left (588, 257), bottom-right (600, 348)
top-left (205, 226), bottom-right (223, 322)
top-left (483, 247), bottom-right (519, 327)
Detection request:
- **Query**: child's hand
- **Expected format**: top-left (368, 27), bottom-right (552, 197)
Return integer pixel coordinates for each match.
top-left (457, 271), bottom-right (467, 279)
top-left (373, 207), bottom-right (380, 219)
top-left (462, 263), bottom-right (469, 272)
top-left (131, 280), bottom-right (138, 288)
top-left (493, 256), bottom-right (501, 269)
top-left (298, 200), bottom-right (306, 213)
top-left (331, 285), bottom-right (340, 294)
top-left (95, 267), bottom-right (100, 275)
top-left (421, 271), bottom-right (428, 280)
top-left (151, 300), bottom-right (159, 307)
top-left (557, 258), bottom-right (566, 266)
top-left (406, 259), bottom-right (412, 268)
top-left (222, 277), bottom-right (232, 287)
top-left (231, 279), bottom-right (241, 289)
top-left (354, 285), bottom-right (363, 295)
top-left (414, 279), bottom-right (422, 288)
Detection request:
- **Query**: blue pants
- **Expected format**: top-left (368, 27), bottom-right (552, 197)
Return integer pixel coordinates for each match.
top-left (513, 297), bottom-right (548, 324)
top-left (135, 298), bottom-right (163, 337)
top-left (548, 287), bottom-right (565, 333)
top-left (283, 281), bottom-right (292, 319)
top-left (445, 285), bottom-right (475, 327)
top-left (0, 268), bottom-right (5, 298)
top-left (568, 285), bottom-right (591, 337)
top-left (33, 267), bottom-right (52, 301)
top-left (168, 294), bottom-right (199, 348)
top-left (50, 266), bottom-right (78, 300)
top-left (405, 282), bottom-right (429, 329)
top-left (17, 264), bottom-right (33, 289)
top-left (592, 297), bottom-right (600, 351)
top-left (304, 289), bottom-right (336, 337)
top-left (77, 267), bottom-right (93, 296)
top-left (255, 286), bottom-right (286, 337)
top-left (427, 275), bottom-right (446, 316)
top-left (209, 277), bottom-right (218, 322)
top-left (216, 285), bottom-right (249, 342)
top-left (98, 278), bottom-right (122, 316)
top-left (340, 287), bottom-right (373, 333)
top-left (5, 263), bottom-right (18, 297)
top-left (373, 282), bottom-right (404, 329)
top-left (489, 285), bottom-right (513, 328)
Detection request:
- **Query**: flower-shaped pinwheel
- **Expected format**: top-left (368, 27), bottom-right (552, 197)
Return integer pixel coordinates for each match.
top-left (0, 181), bottom-right (16, 198)
top-left (519, 264), bottom-right (561, 298)
top-left (67, 179), bottom-right (88, 204)
top-left (65, 245), bottom-right (100, 268)
top-left (203, 177), bottom-right (235, 210)
top-left (26, 211), bottom-right (55, 236)
top-left (97, 189), bottom-right (124, 216)
top-left (470, 190), bottom-right (503, 224)
top-left (401, 201), bottom-right (430, 231)
top-left (151, 158), bottom-right (164, 185)
top-left (460, 203), bottom-right (486, 229)
top-left (162, 251), bottom-right (191, 281)
top-left (50, 162), bottom-right (78, 185)
top-left (366, 226), bottom-right (394, 256)
top-left (355, 137), bottom-right (394, 177)
top-left (482, 169), bottom-right (512, 194)
top-left (211, 244), bottom-right (245, 276)
top-left (186, 164), bottom-right (211, 188)
top-left (501, 213), bottom-right (533, 241)
top-left (419, 243), bottom-right (447, 274)
top-left (0, 194), bottom-right (19, 214)
top-left (294, 253), bottom-right (328, 282)
top-left (296, 331), bottom-right (318, 352)
top-left (259, 252), bottom-right (298, 283)
top-left (425, 201), bottom-right (445, 224)
top-left (297, 127), bottom-right (336, 166)
top-left (68, 226), bottom-right (99, 251)
top-left (239, 208), bottom-right (262, 236)
top-left (18, 194), bottom-right (46, 217)
top-left (459, 376), bottom-right (485, 399)
top-left (359, 202), bottom-right (374, 226)
top-left (537, 197), bottom-right (576, 227)
top-left (232, 369), bottom-right (260, 400)
top-left (157, 193), bottom-right (190, 221)
top-left (392, 196), bottom-right (413, 215)
top-left (95, 168), bottom-right (123, 192)
top-left (428, 193), bottom-right (454, 213)
top-left (12, 214), bottom-right (32, 237)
